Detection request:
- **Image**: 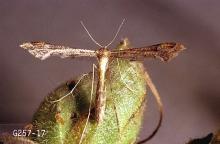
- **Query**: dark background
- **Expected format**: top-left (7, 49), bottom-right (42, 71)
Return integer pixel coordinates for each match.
top-left (0, 0), bottom-right (219, 143)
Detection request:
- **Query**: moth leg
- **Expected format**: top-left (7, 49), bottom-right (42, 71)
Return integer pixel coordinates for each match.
top-left (79, 64), bottom-right (96, 144)
top-left (137, 70), bottom-right (163, 144)
top-left (51, 74), bottom-right (88, 103)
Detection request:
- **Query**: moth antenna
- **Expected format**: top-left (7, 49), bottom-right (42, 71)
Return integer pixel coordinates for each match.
top-left (80, 21), bottom-right (103, 47)
top-left (105, 18), bottom-right (125, 48)
top-left (79, 64), bottom-right (96, 144)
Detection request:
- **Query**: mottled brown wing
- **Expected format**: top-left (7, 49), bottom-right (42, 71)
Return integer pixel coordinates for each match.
top-left (110, 42), bottom-right (186, 62)
top-left (20, 41), bottom-right (96, 60)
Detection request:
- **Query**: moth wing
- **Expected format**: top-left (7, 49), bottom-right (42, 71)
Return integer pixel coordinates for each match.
top-left (20, 42), bottom-right (96, 60)
top-left (111, 42), bottom-right (185, 62)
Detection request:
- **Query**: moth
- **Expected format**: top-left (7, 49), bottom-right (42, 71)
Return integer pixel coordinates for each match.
top-left (20, 40), bottom-right (185, 120)
top-left (20, 20), bottom-right (186, 143)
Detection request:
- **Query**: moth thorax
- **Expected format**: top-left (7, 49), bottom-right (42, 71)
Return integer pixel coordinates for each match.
top-left (96, 47), bottom-right (111, 58)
